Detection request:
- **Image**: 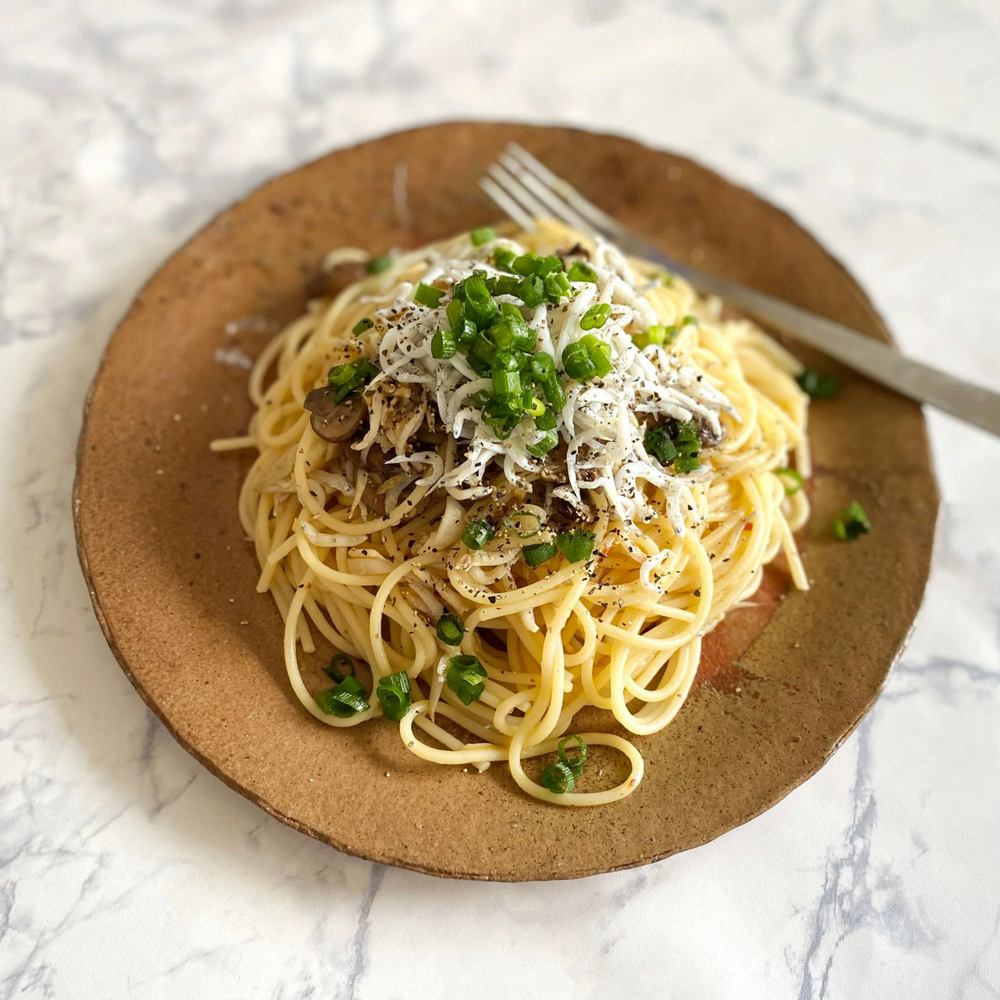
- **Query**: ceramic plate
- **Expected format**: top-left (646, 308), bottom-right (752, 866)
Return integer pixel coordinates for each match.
top-left (74, 122), bottom-right (937, 880)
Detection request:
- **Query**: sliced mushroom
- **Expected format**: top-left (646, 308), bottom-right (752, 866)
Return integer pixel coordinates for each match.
top-left (304, 261), bottom-right (368, 300)
top-left (303, 387), bottom-right (367, 443)
top-left (361, 482), bottom-right (386, 516)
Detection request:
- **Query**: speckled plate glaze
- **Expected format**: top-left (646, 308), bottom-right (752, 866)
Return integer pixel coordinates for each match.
top-left (73, 122), bottom-right (937, 881)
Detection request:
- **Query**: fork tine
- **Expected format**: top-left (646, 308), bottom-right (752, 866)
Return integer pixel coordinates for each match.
top-left (496, 152), bottom-right (595, 235)
top-left (479, 177), bottom-right (536, 231)
top-left (486, 163), bottom-right (551, 221)
top-left (505, 143), bottom-right (626, 238)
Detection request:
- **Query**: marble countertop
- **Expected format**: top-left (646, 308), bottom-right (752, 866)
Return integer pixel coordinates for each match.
top-left (2, 1), bottom-right (999, 997)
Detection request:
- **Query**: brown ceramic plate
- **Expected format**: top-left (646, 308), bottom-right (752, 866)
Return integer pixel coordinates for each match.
top-left (74, 122), bottom-right (937, 881)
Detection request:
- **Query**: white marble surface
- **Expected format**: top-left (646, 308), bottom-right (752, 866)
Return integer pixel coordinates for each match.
top-left (2, 1), bottom-right (999, 997)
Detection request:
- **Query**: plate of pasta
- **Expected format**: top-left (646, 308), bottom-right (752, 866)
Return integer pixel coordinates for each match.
top-left (74, 122), bottom-right (937, 879)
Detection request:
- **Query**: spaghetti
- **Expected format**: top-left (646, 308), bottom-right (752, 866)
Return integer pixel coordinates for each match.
top-left (212, 220), bottom-right (811, 806)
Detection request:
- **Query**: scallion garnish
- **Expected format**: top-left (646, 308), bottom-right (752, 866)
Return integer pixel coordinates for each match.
top-left (672, 420), bottom-right (701, 473)
top-left (315, 674), bottom-right (369, 717)
top-left (526, 430), bottom-right (559, 457)
top-left (776, 467), bottom-right (804, 495)
top-left (797, 369), bottom-right (840, 399)
top-left (328, 357), bottom-right (379, 401)
top-left (446, 654), bottom-right (487, 705)
top-left (436, 614), bottom-right (466, 646)
top-left (464, 274), bottom-right (498, 328)
top-left (541, 734), bottom-right (588, 793)
top-left (376, 670), bottom-right (412, 722)
top-left (523, 540), bottom-right (557, 567)
top-left (833, 500), bottom-right (870, 541)
top-left (562, 341), bottom-right (597, 381)
top-left (328, 363), bottom-right (357, 386)
top-left (580, 303), bottom-right (611, 330)
top-left (581, 334), bottom-right (612, 377)
top-left (367, 254), bottom-right (392, 274)
top-left (644, 426), bottom-right (678, 466)
top-left (324, 653), bottom-right (355, 682)
top-left (462, 520), bottom-right (495, 550)
top-left (431, 329), bottom-right (457, 359)
top-left (504, 510), bottom-right (542, 538)
top-left (535, 407), bottom-right (557, 431)
top-left (567, 261), bottom-right (598, 283)
top-left (544, 271), bottom-right (572, 302)
top-left (556, 529), bottom-right (595, 563)
top-left (492, 247), bottom-right (517, 271)
top-left (518, 275), bottom-right (545, 307)
top-left (415, 282), bottom-right (444, 308)
top-left (470, 226), bottom-right (496, 246)
top-left (352, 317), bottom-right (374, 335)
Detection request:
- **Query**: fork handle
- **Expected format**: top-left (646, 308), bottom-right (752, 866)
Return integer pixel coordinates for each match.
top-left (622, 241), bottom-right (1000, 439)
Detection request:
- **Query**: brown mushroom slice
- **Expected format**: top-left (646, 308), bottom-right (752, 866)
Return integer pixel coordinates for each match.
top-left (303, 387), bottom-right (367, 443)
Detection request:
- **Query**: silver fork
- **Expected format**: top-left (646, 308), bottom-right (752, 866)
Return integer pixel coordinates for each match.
top-left (481, 143), bottom-right (1000, 439)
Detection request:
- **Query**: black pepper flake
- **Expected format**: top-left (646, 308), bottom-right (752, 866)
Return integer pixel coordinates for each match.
top-left (693, 589), bottom-right (701, 597)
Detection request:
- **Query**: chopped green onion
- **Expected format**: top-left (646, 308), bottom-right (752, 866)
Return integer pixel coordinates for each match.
top-left (580, 303), bottom-right (611, 330)
top-left (556, 529), bottom-right (595, 563)
top-left (512, 254), bottom-right (539, 277)
top-left (376, 670), bottom-right (412, 722)
top-left (446, 654), bottom-right (487, 705)
top-left (523, 540), bottom-right (557, 567)
top-left (467, 352), bottom-right (494, 379)
top-left (328, 363), bottom-right (357, 386)
top-left (462, 520), bottom-right (495, 550)
top-left (493, 247), bottom-right (517, 271)
top-left (833, 500), bottom-right (870, 541)
top-left (581, 334), bottom-right (612, 377)
top-left (470, 226), bottom-right (496, 246)
top-left (539, 376), bottom-right (566, 411)
top-left (504, 510), bottom-right (542, 538)
top-left (675, 421), bottom-right (698, 443)
top-left (492, 366), bottom-right (521, 398)
top-left (540, 735), bottom-right (588, 793)
top-left (535, 407), bottom-right (557, 431)
top-left (526, 395), bottom-right (546, 418)
top-left (463, 275), bottom-right (498, 328)
top-left (647, 325), bottom-right (668, 345)
top-left (530, 352), bottom-right (556, 381)
top-left (446, 297), bottom-right (465, 331)
top-left (315, 674), bottom-right (369, 717)
top-left (324, 653), bottom-right (355, 682)
top-left (673, 454), bottom-right (701, 473)
top-left (470, 330), bottom-right (500, 365)
top-left (518, 275), bottom-right (545, 307)
top-left (536, 255), bottom-right (563, 277)
top-left (562, 341), bottom-right (597, 381)
top-left (472, 388), bottom-right (492, 408)
top-left (431, 329), bottom-right (457, 359)
top-left (568, 261), bottom-right (598, 283)
top-left (329, 357), bottom-right (379, 401)
top-left (797, 369), bottom-right (840, 399)
top-left (436, 614), bottom-right (466, 646)
top-left (415, 282), bottom-right (444, 308)
top-left (526, 430), bottom-right (558, 457)
top-left (352, 317), bottom-right (374, 335)
top-left (644, 426), bottom-right (678, 466)
top-left (490, 274), bottom-right (521, 297)
top-left (682, 314), bottom-right (699, 326)
top-left (544, 271), bottom-right (572, 302)
top-left (776, 467), bottom-right (805, 495)
top-left (367, 254), bottom-right (392, 274)
top-left (541, 759), bottom-right (577, 794)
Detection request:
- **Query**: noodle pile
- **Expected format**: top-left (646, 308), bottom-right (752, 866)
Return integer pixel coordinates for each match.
top-left (212, 220), bottom-right (810, 805)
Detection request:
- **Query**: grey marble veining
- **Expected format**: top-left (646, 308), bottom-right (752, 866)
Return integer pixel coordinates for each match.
top-left (1, 1), bottom-right (999, 997)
